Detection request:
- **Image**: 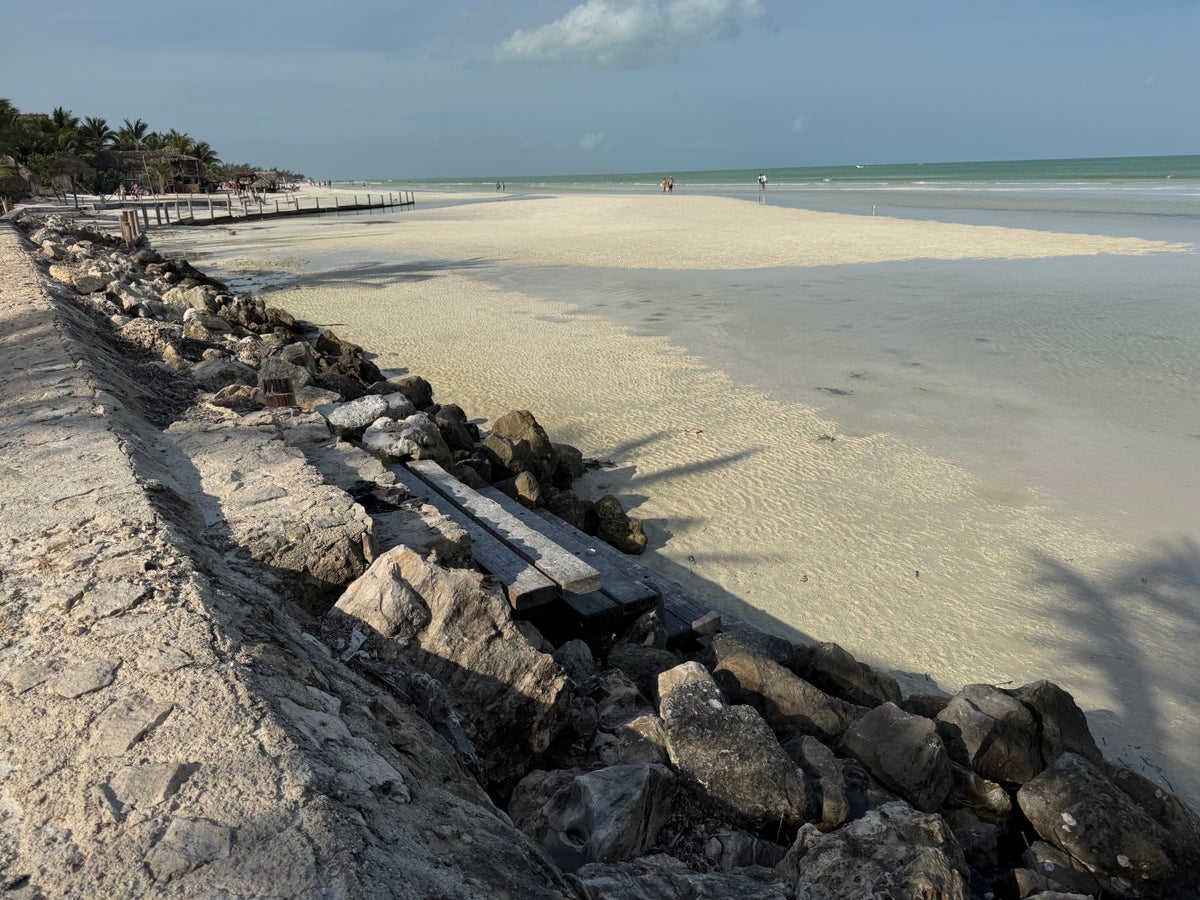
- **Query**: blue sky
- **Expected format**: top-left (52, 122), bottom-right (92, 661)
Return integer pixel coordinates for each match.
top-left (2, 0), bottom-right (1197, 179)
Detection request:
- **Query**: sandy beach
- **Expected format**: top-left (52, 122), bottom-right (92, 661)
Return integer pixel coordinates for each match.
top-left (153, 189), bottom-right (1200, 804)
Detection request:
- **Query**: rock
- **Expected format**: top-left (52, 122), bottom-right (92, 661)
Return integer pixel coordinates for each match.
top-left (144, 817), bottom-right (233, 882)
top-left (1008, 679), bottom-right (1102, 768)
top-left (332, 546), bottom-right (572, 787)
top-left (710, 631), bottom-right (860, 745)
top-left (658, 662), bottom-right (813, 831)
top-left (257, 354), bottom-right (312, 390)
top-left (546, 489), bottom-right (588, 530)
top-left (780, 735), bottom-right (849, 832)
top-left (91, 694), bottom-right (175, 755)
top-left (1102, 759), bottom-right (1200, 875)
top-left (509, 764), bottom-right (677, 871)
top-left (491, 410), bottom-right (555, 480)
top-left (576, 854), bottom-right (790, 899)
top-left (936, 683), bottom-right (1042, 784)
top-left (1021, 840), bottom-right (1103, 897)
top-left (900, 693), bottom-right (951, 718)
top-left (596, 713), bottom-right (670, 767)
top-left (607, 643), bottom-right (680, 704)
top-left (48, 658), bottom-right (120, 698)
top-left (595, 494), bottom-right (647, 554)
top-left (162, 284), bottom-right (216, 311)
top-left (321, 394), bottom-right (389, 440)
top-left (190, 357), bottom-right (256, 390)
top-left (362, 413), bottom-right (453, 468)
top-left (551, 442), bottom-right (586, 488)
top-left (942, 808), bottom-right (1000, 872)
top-left (182, 307), bottom-right (236, 338)
top-left (434, 403), bottom-right (475, 452)
top-left (104, 763), bottom-right (198, 819)
top-left (778, 801), bottom-right (969, 899)
top-left (119, 318), bottom-right (182, 356)
top-left (945, 762), bottom-right (1012, 826)
top-left (703, 830), bottom-right (789, 873)
top-left (790, 641), bottom-right (902, 709)
top-left (293, 385), bottom-right (343, 412)
top-left (1018, 752), bottom-right (1175, 895)
top-left (483, 432), bottom-right (537, 478)
top-left (841, 702), bottom-right (953, 813)
top-left (73, 271), bottom-right (108, 294)
top-left (553, 639), bottom-right (598, 683)
top-left (314, 328), bottom-right (383, 384)
top-left (494, 470), bottom-right (542, 508)
top-left (376, 374), bottom-right (433, 409)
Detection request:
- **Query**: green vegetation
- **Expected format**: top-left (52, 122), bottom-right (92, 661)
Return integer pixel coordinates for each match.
top-left (0, 99), bottom-right (305, 202)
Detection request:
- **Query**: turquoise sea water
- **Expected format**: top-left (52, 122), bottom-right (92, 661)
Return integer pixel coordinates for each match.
top-left (360, 153), bottom-right (1200, 193)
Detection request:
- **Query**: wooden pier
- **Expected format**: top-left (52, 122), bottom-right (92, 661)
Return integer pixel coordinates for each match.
top-left (120, 190), bottom-right (414, 229)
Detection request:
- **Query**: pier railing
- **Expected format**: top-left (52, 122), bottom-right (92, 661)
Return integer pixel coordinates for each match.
top-left (120, 191), bottom-right (415, 228)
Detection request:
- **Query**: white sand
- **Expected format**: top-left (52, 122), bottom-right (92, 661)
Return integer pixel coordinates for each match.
top-left (154, 193), bottom-right (1198, 804)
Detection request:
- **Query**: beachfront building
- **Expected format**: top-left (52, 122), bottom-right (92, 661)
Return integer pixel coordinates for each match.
top-left (97, 147), bottom-right (206, 194)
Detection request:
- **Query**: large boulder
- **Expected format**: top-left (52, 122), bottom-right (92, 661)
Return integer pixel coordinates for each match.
top-left (595, 494), bottom-right (647, 554)
top-left (360, 413), bottom-right (453, 469)
top-left (790, 641), bottom-right (902, 709)
top-left (1008, 679), bottom-right (1102, 768)
top-left (780, 735), bottom-right (849, 832)
top-left (508, 764), bottom-right (677, 871)
top-left (331, 547), bottom-right (572, 788)
top-left (319, 394), bottom-right (389, 440)
top-left (936, 683), bottom-right (1042, 784)
top-left (1017, 752), bottom-right (1175, 896)
top-left (491, 410), bottom-right (555, 480)
top-left (841, 702), bottom-right (953, 813)
top-left (778, 801), bottom-right (970, 899)
top-left (657, 662), bottom-right (813, 831)
top-left (711, 632), bottom-right (861, 745)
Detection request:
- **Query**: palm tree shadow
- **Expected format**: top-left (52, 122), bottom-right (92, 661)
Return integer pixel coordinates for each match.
top-left (1029, 538), bottom-right (1200, 797)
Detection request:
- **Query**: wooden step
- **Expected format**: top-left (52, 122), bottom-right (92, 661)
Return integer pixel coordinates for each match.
top-left (406, 460), bottom-right (601, 595)
top-left (390, 465), bottom-right (557, 610)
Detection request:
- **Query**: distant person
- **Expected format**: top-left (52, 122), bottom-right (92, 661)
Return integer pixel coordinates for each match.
top-left (758, 173), bottom-right (768, 191)
top-left (496, 180), bottom-right (501, 192)
top-left (667, 176), bottom-right (674, 193)
top-left (661, 178), bottom-right (667, 193)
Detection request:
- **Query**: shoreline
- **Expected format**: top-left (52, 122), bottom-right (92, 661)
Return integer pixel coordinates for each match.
top-left (145, 190), bottom-right (1200, 806)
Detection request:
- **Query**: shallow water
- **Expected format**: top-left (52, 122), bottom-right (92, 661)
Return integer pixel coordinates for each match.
top-left (153, 187), bottom-right (1200, 805)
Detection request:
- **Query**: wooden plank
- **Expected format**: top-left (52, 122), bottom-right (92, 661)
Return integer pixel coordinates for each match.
top-left (407, 460), bottom-right (601, 595)
top-left (532, 508), bottom-right (714, 645)
top-left (478, 487), bottom-right (658, 609)
top-left (390, 465), bottom-right (557, 610)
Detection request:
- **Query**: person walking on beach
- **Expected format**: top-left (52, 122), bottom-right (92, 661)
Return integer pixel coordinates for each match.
top-left (667, 176), bottom-right (675, 193)
top-left (661, 178), bottom-right (667, 193)
top-left (496, 181), bottom-right (501, 192)
top-left (758, 173), bottom-right (768, 191)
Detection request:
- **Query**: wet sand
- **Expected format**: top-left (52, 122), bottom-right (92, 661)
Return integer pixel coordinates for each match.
top-left (154, 191), bottom-right (1200, 804)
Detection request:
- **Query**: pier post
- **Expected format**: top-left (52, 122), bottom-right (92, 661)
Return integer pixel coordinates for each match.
top-left (334, 197), bottom-right (339, 210)
top-left (315, 198), bottom-right (320, 211)
top-left (275, 199), bottom-right (280, 214)
top-left (208, 197), bottom-right (214, 221)
top-left (187, 198), bottom-right (194, 219)
top-left (141, 204), bottom-right (149, 229)
top-left (154, 204), bottom-right (162, 225)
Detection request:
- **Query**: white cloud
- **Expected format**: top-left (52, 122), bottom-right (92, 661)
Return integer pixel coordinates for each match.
top-left (580, 132), bottom-right (606, 150)
top-left (495, 0), bottom-right (764, 69)
top-left (789, 114), bottom-right (809, 133)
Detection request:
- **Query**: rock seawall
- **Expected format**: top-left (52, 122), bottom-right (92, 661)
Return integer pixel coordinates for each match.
top-left (1, 212), bottom-right (1198, 899)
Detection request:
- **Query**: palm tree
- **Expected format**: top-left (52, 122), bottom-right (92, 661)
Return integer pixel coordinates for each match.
top-left (161, 129), bottom-right (193, 152)
top-left (115, 117), bottom-right (149, 150)
top-left (79, 117), bottom-right (115, 154)
top-left (189, 140), bottom-right (220, 180)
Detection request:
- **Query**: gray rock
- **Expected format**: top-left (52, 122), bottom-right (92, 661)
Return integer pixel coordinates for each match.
top-left (842, 702), bottom-right (953, 813)
top-left (332, 546), bottom-right (572, 787)
top-left (1009, 679), bottom-right (1102, 768)
top-left (257, 354), bottom-right (313, 390)
top-left (942, 808), bottom-right (1000, 871)
top-left (936, 683), bottom-right (1043, 784)
top-left (946, 762), bottom-right (1012, 825)
top-left (780, 801), bottom-right (968, 899)
top-left (780, 735), bottom-right (849, 832)
top-left (362, 413), bottom-right (453, 468)
top-left (494, 470), bottom-right (542, 508)
top-left (554, 639), bottom-right (599, 684)
top-left (91, 693), bottom-right (175, 755)
top-left (607, 643), bottom-right (679, 705)
top-left (510, 764), bottom-right (677, 871)
top-left (73, 271), bottom-right (108, 294)
top-left (551, 442), bottom-right (585, 488)
top-left (322, 394), bottom-right (390, 439)
top-left (1022, 840), bottom-right (1103, 897)
top-left (162, 284), bottom-right (216, 310)
top-left (144, 817), bottom-right (233, 881)
top-left (576, 854), bottom-right (790, 899)
top-left (48, 657), bottom-right (120, 698)
top-left (483, 432), bottom-right (537, 477)
top-left (791, 641), bottom-right (902, 709)
top-left (658, 662), bottom-right (813, 830)
top-left (1018, 752), bottom-right (1175, 895)
top-left (434, 402), bottom-right (475, 452)
top-left (711, 631), bottom-right (861, 745)
top-left (191, 357), bottom-right (256, 389)
top-left (703, 830), bottom-right (789, 873)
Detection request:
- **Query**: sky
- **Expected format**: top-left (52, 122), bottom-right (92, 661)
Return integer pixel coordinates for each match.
top-left (2, 0), bottom-right (1198, 179)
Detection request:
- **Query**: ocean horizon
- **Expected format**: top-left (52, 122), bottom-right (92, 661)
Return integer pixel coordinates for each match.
top-left (354, 153), bottom-right (1200, 193)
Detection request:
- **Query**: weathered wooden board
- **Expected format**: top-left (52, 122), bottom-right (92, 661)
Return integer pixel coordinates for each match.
top-left (478, 487), bottom-right (658, 609)
top-left (390, 465), bottom-right (557, 610)
top-left (531, 508), bottom-right (715, 645)
top-left (407, 460), bottom-right (601, 595)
